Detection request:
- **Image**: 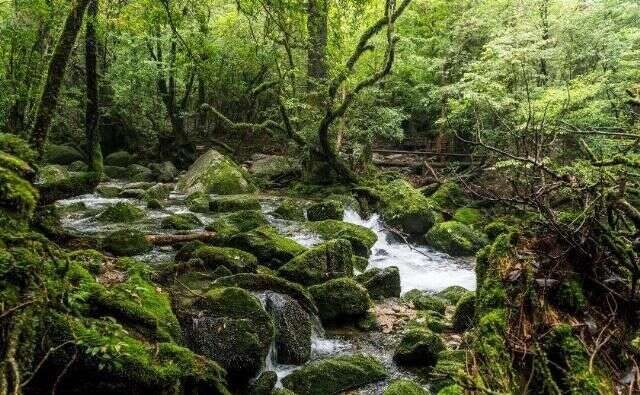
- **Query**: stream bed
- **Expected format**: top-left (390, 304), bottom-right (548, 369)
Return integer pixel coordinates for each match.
top-left (56, 182), bottom-right (476, 393)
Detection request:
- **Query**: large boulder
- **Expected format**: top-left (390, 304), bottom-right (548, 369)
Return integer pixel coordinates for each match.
top-left (305, 220), bottom-right (377, 258)
top-left (150, 161), bottom-right (177, 182)
top-left (188, 287), bottom-right (274, 384)
top-left (104, 150), bottom-right (136, 167)
top-left (195, 246), bottom-right (258, 274)
top-left (209, 195), bottom-right (261, 213)
top-left (426, 221), bottom-right (487, 257)
top-left (265, 293), bottom-right (312, 365)
top-left (355, 266), bottom-right (400, 299)
top-left (161, 213), bottom-right (203, 230)
top-left (177, 149), bottom-right (256, 195)
top-left (103, 229), bottom-right (152, 256)
top-left (206, 210), bottom-right (269, 241)
top-left (308, 278), bottom-right (371, 323)
top-left (393, 327), bottom-right (444, 367)
top-left (281, 354), bottom-right (387, 395)
top-left (379, 180), bottom-right (438, 235)
top-left (39, 164), bottom-right (69, 184)
top-left (97, 202), bottom-right (144, 223)
top-left (126, 164), bottom-right (154, 182)
top-left (273, 198), bottom-right (306, 221)
top-left (278, 239), bottom-right (353, 286)
top-left (226, 226), bottom-right (306, 268)
top-left (44, 144), bottom-right (84, 165)
top-left (306, 200), bottom-right (344, 221)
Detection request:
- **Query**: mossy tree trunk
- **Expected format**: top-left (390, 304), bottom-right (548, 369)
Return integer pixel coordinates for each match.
top-left (85, 0), bottom-right (103, 175)
top-left (30, 0), bottom-right (92, 159)
top-left (307, 0), bottom-right (328, 91)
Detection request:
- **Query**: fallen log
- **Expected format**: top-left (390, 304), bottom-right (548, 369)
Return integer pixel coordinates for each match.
top-left (145, 231), bottom-right (217, 246)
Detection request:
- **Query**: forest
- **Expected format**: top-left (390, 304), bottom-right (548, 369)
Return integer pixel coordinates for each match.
top-left (1, 0), bottom-right (640, 393)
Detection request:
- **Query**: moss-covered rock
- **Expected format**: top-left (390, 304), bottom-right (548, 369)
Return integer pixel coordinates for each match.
top-left (355, 266), bottom-right (400, 299)
top-left (248, 154), bottom-right (301, 188)
top-left (266, 293), bottom-right (312, 365)
top-left (0, 132), bottom-right (37, 164)
top-left (103, 165), bottom-right (128, 179)
top-left (97, 201), bottom-right (144, 223)
top-left (161, 213), bottom-right (203, 230)
top-left (127, 164), bottom-right (154, 182)
top-left (472, 308), bottom-right (515, 391)
top-left (353, 255), bottom-right (369, 272)
top-left (96, 184), bottom-right (122, 198)
top-left (430, 350), bottom-right (466, 392)
top-left (281, 354), bottom-right (387, 395)
top-left (307, 199), bottom-right (344, 221)
top-left (378, 180), bottom-right (438, 235)
top-left (409, 310), bottom-right (449, 333)
top-left (103, 228), bottom-right (152, 256)
top-left (147, 198), bottom-right (163, 209)
top-left (209, 194), bottom-right (261, 213)
top-left (274, 198), bottom-right (306, 221)
top-left (69, 160), bottom-right (89, 172)
top-left (435, 286), bottom-right (471, 305)
top-left (119, 188), bottom-right (147, 199)
top-left (451, 292), bottom-right (476, 332)
top-left (68, 249), bottom-right (107, 275)
top-left (430, 181), bottom-right (466, 210)
top-left (249, 371), bottom-right (277, 395)
top-left (42, 314), bottom-right (229, 394)
top-left (553, 279), bottom-right (587, 314)
top-left (437, 385), bottom-right (464, 395)
top-left (227, 226), bottom-right (306, 268)
top-left (104, 150), bottom-right (136, 167)
top-left (483, 220), bottom-right (512, 239)
top-left (309, 277), bottom-right (371, 323)
top-left (426, 221), bottom-right (487, 257)
top-left (195, 246), bottom-right (258, 274)
top-left (383, 379), bottom-right (428, 395)
top-left (44, 144), bottom-right (84, 165)
top-left (403, 290), bottom-right (447, 314)
top-left (177, 149), bottom-right (256, 195)
top-left (150, 161), bottom-right (178, 182)
top-left (393, 327), bottom-right (444, 367)
top-left (205, 210), bottom-right (269, 240)
top-left (188, 287), bottom-right (274, 384)
top-left (0, 154), bottom-right (39, 231)
top-left (278, 239), bottom-right (353, 286)
top-left (453, 207), bottom-right (483, 226)
top-left (212, 273), bottom-right (317, 315)
top-left (305, 219), bottom-right (377, 257)
top-left (145, 183), bottom-right (172, 200)
top-left (39, 164), bottom-right (69, 184)
top-left (185, 191), bottom-right (210, 212)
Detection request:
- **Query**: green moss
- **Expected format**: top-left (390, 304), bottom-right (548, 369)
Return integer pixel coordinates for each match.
top-left (403, 290), bottom-right (447, 314)
top-left (103, 165), bottom-right (128, 179)
top-left (0, 133), bottom-right (36, 163)
top-left (554, 279), bottom-right (587, 314)
top-left (426, 221), bottom-right (487, 257)
top-left (281, 354), bottom-right (387, 395)
top-left (68, 249), bottom-right (106, 275)
top-left (88, 272), bottom-right (181, 342)
top-left (38, 171), bottom-right (100, 205)
top-left (195, 246), bottom-right (258, 274)
top-left (249, 371), bottom-right (277, 395)
top-left (393, 327), bottom-right (444, 367)
top-left (483, 220), bottom-right (512, 239)
top-left (453, 207), bottom-right (483, 226)
top-left (436, 286), bottom-right (471, 305)
top-left (353, 255), bottom-right (369, 272)
top-left (69, 160), bottom-right (88, 172)
top-left (212, 273), bottom-right (317, 315)
top-left (437, 384), bottom-right (464, 395)
top-left (45, 314), bottom-right (228, 394)
top-left (146, 198), bottom-right (163, 209)
top-left (378, 180), bottom-right (438, 235)
top-left (39, 164), bottom-right (69, 184)
top-left (209, 194), bottom-right (261, 213)
top-left (451, 293), bottom-right (476, 332)
top-left (544, 324), bottom-right (604, 394)
top-left (472, 308), bottom-right (516, 392)
top-left (161, 213), bottom-right (203, 230)
top-left (307, 199), bottom-right (344, 221)
top-left (409, 310), bottom-right (449, 333)
top-left (145, 183), bottom-right (172, 200)
top-left (205, 210), bottom-right (268, 240)
top-left (430, 181), bottom-right (466, 210)
top-left (355, 266), bottom-right (400, 299)
top-left (103, 228), bottom-right (152, 256)
top-left (127, 164), bottom-right (153, 182)
top-left (227, 226), bottom-right (306, 268)
top-left (278, 239), bottom-right (353, 285)
top-left (308, 277), bottom-right (371, 323)
top-left (185, 191), bottom-right (210, 212)
top-left (305, 219), bottom-right (377, 257)
top-left (104, 150), bottom-right (136, 167)
top-left (176, 149), bottom-right (256, 195)
top-left (97, 202), bottom-right (144, 223)
top-left (0, 161), bottom-right (39, 226)
top-left (96, 185), bottom-right (123, 198)
top-left (44, 143), bottom-right (84, 165)
top-left (274, 198), bottom-right (306, 221)
top-left (383, 379), bottom-right (428, 395)
top-left (0, 150), bottom-right (36, 179)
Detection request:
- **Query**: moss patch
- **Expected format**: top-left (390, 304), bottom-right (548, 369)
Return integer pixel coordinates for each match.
top-left (393, 327), bottom-right (444, 367)
top-left (308, 277), bottom-right (371, 323)
top-left (383, 379), bottom-right (428, 395)
top-left (307, 199), bottom-right (345, 221)
top-left (274, 198), bottom-right (306, 221)
top-left (378, 180), bottom-right (438, 235)
top-left (227, 226), bottom-right (306, 268)
top-left (176, 149), bottom-right (256, 195)
top-left (103, 229), bottom-right (152, 256)
top-left (209, 195), bottom-right (261, 213)
top-left (161, 213), bottom-right (203, 230)
top-left (426, 221), bottom-right (487, 257)
top-left (278, 239), bottom-right (353, 285)
top-left (205, 210), bottom-right (268, 241)
top-left (304, 219), bottom-right (377, 257)
top-left (97, 202), bottom-right (144, 223)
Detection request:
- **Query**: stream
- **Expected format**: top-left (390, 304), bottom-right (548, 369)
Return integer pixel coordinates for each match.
top-left (56, 182), bottom-right (476, 393)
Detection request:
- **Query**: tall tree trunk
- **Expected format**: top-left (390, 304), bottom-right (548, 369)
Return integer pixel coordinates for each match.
top-left (85, 0), bottom-right (102, 174)
top-left (307, 0), bottom-right (328, 89)
top-left (30, 0), bottom-right (92, 159)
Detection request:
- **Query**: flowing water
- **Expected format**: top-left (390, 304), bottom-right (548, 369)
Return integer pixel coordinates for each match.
top-left (56, 184), bottom-right (476, 393)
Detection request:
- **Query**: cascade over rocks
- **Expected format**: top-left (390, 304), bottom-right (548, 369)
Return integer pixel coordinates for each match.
top-left (177, 149), bottom-right (256, 195)
top-left (265, 292), bottom-right (312, 365)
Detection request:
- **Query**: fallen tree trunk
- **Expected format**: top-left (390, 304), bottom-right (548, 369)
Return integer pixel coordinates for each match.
top-left (145, 231), bottom-right (217, 246)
